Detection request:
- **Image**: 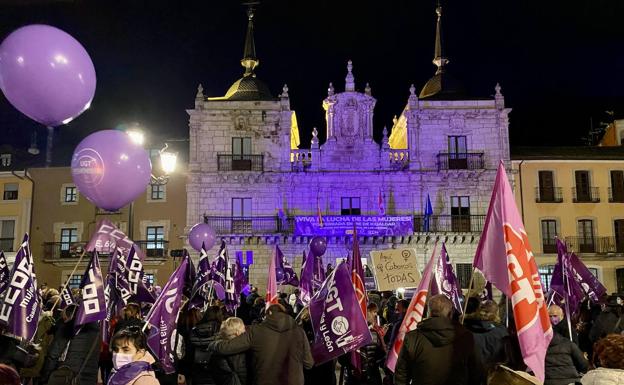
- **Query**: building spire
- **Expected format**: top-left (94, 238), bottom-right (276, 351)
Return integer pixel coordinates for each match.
top-left (345, 60), bottom-right (355, 92)
top-left (432, 0), bottom-right (449, 74)
top-left (241, 2), bottom-right (260, 77)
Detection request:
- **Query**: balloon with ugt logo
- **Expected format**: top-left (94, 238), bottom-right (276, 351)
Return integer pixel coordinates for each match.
top-left (71, 130), bottom-right (151, 211)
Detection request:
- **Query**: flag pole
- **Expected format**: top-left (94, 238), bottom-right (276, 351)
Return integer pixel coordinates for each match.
top-left (50, 248), bottom-right (88, 312)
top-left (460, 267), bottom-right (476, 324)
top-left (562, 255), bottom-right (574, 342)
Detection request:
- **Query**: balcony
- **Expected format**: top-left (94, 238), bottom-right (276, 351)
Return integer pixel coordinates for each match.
top-left (572, 187), bottom-right (600, 203)
top-left (203, 214), bottom-right (486, 235)
top-left (413, 215), bottom-right (486, 233)
top-left (0, 237), bottom-right (14, 252)
top-left (217, 154), bottom-right (263, 172)
top-left (437, 152), bottom-right (484, 171)
top-left (43, 240), bottom-right (169, 259)
top-left (535, 187), bottom-right (563, 203)
top-left (609, 187), bottom-right (624, 203)
top-left (564, 236), bottom-right (618, 254)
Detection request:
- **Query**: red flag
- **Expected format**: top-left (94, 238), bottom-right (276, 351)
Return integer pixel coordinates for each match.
top-left (316, 197), bottom-right (324, 227)
top-left (473, 162), bottom-right (552, 381)
top-left (265, 245), bottom-right (279, 309)
top-left (386, 242), bottom-right (438, 372)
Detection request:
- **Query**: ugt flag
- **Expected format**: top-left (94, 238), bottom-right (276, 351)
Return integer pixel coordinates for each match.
top-left (0, 251), bottom-right (9, 295)
top-left (473, 162), bottom-right (552, 382)
top-left (75, 251), bottom-right (107, 328)
top-left (144, 254), bottom-right (190, 374)
top-left (309, 262), bottom-right (372, 365)
top-left (0, 234), bottom-right (41, 341)
top-left (386, 242), bottom-right (437, 372)
top-left (430, 243), bottom-right (463, 313)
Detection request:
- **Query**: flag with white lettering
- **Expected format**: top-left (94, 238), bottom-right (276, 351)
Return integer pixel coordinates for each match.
top-left (75, 251), bottom-right (107, 328)
top-left (144, 254), bottom-right (190, 374)
top-left (210, 240), bottom-right (228, 298)
top-left (86, 219), bottom-right (145, 261)
top-left (0, 234), bottom-right (41, 341)
top-left (190, 243), bottom-right (212, 310)
top-left (430, 243), bottom-right (463, 313)
top-left (0, 251), bottom-right (9, 295)
top-left (59, 286), bottom-right (76, 309)
top-left (275, 245), bottom-right (300, 286)
top-left (386, 242), bottom-right (437, 372)
top-left (473, 162), bottom-right (552, 382)
top-left (309, 262), bottom-right (372, 365)
top-left (126, 246), bottom-right (156, 304)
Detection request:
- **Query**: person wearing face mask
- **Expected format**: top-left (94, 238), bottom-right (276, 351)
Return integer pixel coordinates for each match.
top-left (544, 305), bottom-right (588, 385)
top-left (108, 327), bottom-right (159, 385)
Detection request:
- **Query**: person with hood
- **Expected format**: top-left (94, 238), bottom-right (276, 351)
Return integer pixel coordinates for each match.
top-left (394, 294), bottom-right (485, 385)
top-left (463, 300), bottom-right (509, 372)
top-left (107, 327), bottom-right (159, 385)
top-left (580, 334), bottom-right (624, 384)
top-left (209, 303), bottom-right (314, 385)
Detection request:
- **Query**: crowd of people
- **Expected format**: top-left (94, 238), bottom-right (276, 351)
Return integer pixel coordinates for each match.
top-left (0, 285), bottom-right (623, 385)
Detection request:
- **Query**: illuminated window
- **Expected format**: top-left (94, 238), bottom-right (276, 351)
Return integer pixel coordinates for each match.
top-left (341, 197), bottom-right (361, 215)
top-left (64, 186), bottom-right (77, 202)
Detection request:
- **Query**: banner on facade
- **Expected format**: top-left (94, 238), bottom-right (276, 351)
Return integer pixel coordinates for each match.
top-left (369, 248), bottom-right (421, 291)
top-left (294, 215), bottom-right (413, 237)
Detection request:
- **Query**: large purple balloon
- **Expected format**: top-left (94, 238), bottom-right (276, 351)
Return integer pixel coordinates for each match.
top-left (71, 130), bottom-right (151, 211)
top-left (188, 223), bottom-right (217, 252)
top-left (0, 25), bottom-right (96, 127)
top-left (310, 236), bottom-right (327, 257)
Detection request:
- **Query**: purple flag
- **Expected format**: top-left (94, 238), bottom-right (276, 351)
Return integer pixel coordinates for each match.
top-left (190, 243), bottom-right (212, 310)
top-left (313, 253), bottom-right (326, 291)
top-left (210, 241), bottom-right (228, 298)
top-left (480, 281), bottom-right (493, 301)
top-left (0, 252), bottom-right (9, 295)
top-left (126, 246), bottom-right (156, 304)
top-left (299, 250), bottom-right (315, 305)
top-left (224, 262), bottom-right (238, 313)
top-left (144, 255), bottom-right (190, 374)
top-left (75, 251), bottom-right (107, 328)
top-left (430, 243), bottom-right (463, 313)
top-left (568, 252), bottom-right (607, 303)
top-left (86, 219), bottom-right (145, 261)
top-left (274, 245), bottom-right (300, 286)
top-left (60, 286), bottom-right (76, 309)
top-left (0, 234), bottom-right (41, 341)
top-left (309, 262), bottom-right (372, 365)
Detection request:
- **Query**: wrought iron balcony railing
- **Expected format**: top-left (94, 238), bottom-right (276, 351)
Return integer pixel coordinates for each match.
top-left (564, 236), bottom-right (620, 254)
top-left (43, 240), bottom-right (169, 259)
top-left (437, 152), bottom-right (485, 171)
top-left (217, 154), bottom-right (263, 172)
top-left (413, 215), bottom-right (486, 233)
top-left (203, 215), bottom-right (486, 235)
top-left (572, 187), bottom-right (600, 203)
top-left (0, 237), bottom-right (14, 252)
top-left (535, 187), bottom-right (563, 203)
top-left (609, 187), bottom-right (624, 203)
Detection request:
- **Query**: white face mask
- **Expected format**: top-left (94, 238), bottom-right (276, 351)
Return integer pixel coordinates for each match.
top-left (112, 352), bottom-right (134, 370)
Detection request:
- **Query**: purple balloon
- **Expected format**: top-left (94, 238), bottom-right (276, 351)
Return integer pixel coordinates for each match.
top-left (0, 24), bottom-right (96, 127)
top-left (188, 223), bottom-right (217, 252)
top-left (71, 130), bottom-right (151, 211)
top-left (310, 236), bottom-right (327, 257)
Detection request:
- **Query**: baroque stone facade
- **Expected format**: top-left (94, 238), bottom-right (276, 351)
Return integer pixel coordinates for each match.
top-left (185, 6), bottom-right (511, 292)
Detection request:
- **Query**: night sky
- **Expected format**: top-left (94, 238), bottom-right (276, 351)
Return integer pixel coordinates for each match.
top-left (1, 0), bottom-right (624, 163)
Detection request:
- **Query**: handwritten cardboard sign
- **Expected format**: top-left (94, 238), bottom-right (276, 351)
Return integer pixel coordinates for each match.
top-left (370, 248), bottom-right (421, 291)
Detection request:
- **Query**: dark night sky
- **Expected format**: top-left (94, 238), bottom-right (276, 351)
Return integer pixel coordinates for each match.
top-left (1, 0), bottom-right (624, 164)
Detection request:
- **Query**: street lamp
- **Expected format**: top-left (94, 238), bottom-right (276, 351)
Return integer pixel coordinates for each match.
top-left (152, 143), bottom-right (177, 184)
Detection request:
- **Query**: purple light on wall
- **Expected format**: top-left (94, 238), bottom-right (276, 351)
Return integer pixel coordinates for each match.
top-left (245, 250), bottom-right (254, 265)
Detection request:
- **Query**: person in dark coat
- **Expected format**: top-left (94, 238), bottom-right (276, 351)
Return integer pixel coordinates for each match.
top-left (114, 303), bottom-right (145, 334)
top-left (464, 300), bottom-right (508, 373)
top-left (544, 332), bottom-right (588, 385)
top-left (394, 295), bottom-right (485, 385)
top-left (298, 308), bottom-right (336, 385)
top-left (41, 304), bottom-right (100, 385)
top-left (210, 303), bottom-right (314, 385)
top-left (589, 300), bottom-right (623, 344)
top-left (548, 305), bottom-right (579, 344)
top-left (211, 317), bottom-right (249, 385)
top-left (190, 306), bottom-right (225, 385)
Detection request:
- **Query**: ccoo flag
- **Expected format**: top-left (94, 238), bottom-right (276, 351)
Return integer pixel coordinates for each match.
top-left (75, 251), bottom-right (107, 328)
top-left (386, 242), bottom-right (437, 372)
top-left (0, 251), bottom-right (9, 295)
top-left (0, 234), bottom-right (41, 341)
top-left (473, 162), bottom-right (552, 382)
top-left (309, 262), bottom-right (372, 365)
top-left (144, 254), bottom-right (190, 374)
top-left (430, 243), bottom-right (463, 313)
top-left (59, 285), bottom-right (76, 309)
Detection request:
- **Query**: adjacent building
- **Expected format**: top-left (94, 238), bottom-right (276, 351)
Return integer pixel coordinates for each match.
top-left (28, 157), bottom-right (187, 288)
top-left (186, 5), bottom-right (511, 292)
top-left (512, 146), bottom-right (624, 294)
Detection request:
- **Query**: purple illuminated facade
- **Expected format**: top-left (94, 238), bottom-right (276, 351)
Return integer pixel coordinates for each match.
top-left (186, 5), bottom-right (511, 291)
